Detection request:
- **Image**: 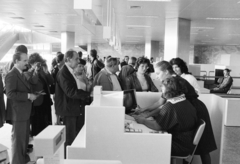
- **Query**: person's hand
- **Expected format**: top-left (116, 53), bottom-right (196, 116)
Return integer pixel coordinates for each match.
top-left (213, 87), bottom-right (218, 91)
top-left (55, 116), bottom-right (63, 125)
top-left (86, 82), bottom-right (93, 92)
top-left (133, 105), bottom-right (146, 114)
top-left (132, 116), bottom-right (145, 124)
top-left (29, 93), bottom-right (38, 101)
top-left (42, 66), bottom-right (49, 74)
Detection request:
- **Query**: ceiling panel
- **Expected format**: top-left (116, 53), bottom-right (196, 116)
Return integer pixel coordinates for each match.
top-left (0, 0), bottom-right (240, 45)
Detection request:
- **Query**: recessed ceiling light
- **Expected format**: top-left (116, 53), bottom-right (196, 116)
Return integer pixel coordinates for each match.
top-left (191, 27), bottom-right (214, 30)
top-left (127, 25), bottom-right (151, 28)
top-left (128, 0), bottom-right (171, 1)
top-left (34, 25), bottom-right (44, 27)
top-left (191, 33), bottom-right (198, 34)
top-left (207, 17), bottom-right (240, 21)
top-left (126, 15), bottom-right (158, 18)
top-left (11, 17), bottom-right (24, 19)
top-left (201, 41), bottom-right (215, 43)
top-left (129, 6), bottom-right (142, 9)
top-left (45, 13), bottom-right (77, 16)
top-left (126, 35), bottom-right (143, 37)
top-left (126, 40), bottom-right (139, 42)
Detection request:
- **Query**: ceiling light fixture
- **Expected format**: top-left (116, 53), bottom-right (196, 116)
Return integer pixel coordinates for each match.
top-left (128, 0), bottom-right (171, 1)
top-left (34, 25), bottom-right (45, 27)
top-left (207, 17), bottom-right (240, 21)
top-left (45, 13), bottom-right (77, 16)
top-left (129, 6), bottom-right (142, 9)
top-left (10, 17), bottom-right (24, 19)
top-left (201, 41), bottom-right (215, 43)
top-left (127, 25), bottom-right (151, 28)
top-left (126, 35), bottom-right (143, 37)
top-left (191, 27), bottom-right (214, 30)
top-left (125, 41), bottom-right (139, 42)
top-left (126, 15), bottom-right (158, 18)
top-left (191, 33), bottom-right (198, 34)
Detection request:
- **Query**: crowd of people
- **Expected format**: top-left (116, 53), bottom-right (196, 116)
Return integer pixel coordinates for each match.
top-left (0, 45), bottom-right (219, 164)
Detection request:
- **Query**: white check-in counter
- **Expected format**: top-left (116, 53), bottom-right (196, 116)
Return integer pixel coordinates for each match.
top-left (195, 94), bottom-right (240, 164)
top-left (67, 86), bottom-right (240, 164)
top-left (67, 87), bottom-right (171, 164)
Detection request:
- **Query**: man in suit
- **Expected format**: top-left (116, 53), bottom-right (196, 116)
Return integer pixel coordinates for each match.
top-left (93, 57), bottom-right (122, 91)
top-left (89, 49), bottom-right (104, 81)
top-left (55, 50), bottom-right (90, 157)
top-left (5, 52), bottom-right (38, 164)
top-left (120, 56), bottom-right (129, 68)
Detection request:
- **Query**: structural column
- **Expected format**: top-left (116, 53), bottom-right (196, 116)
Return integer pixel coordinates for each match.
top-left (164, 18), bottom-right (191, 63)
top-left (61, 32), bottom-right (75, 53)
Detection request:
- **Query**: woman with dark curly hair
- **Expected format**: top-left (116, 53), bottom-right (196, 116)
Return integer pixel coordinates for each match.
top-left (28, 53), bottom-right (54, 136)
top-left (170, 57), bottom-right (201, 94)
top-left (133, 76), bottom-right (198, 156)
top-left (123, 57), bottom-right (158, 92)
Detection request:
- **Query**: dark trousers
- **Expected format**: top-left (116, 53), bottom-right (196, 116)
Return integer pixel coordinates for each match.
top-left (63, 114), bottom-right (84, 158)
top-left (31, 105), bottom-right (51, 136)
top-left (11, 120), bottom-right (30, 164)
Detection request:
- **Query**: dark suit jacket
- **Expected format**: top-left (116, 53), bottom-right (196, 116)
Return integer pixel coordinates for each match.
top-left (118, 65), bottom-right (135, 87)
top-left (5, 67), bottom-right (32, 121)
top-left (55, 65), bottom-right (90, 117)
top-left (90, 59), bottom-right (104, 80)
top-left (0, 75), bottom-right (5, 127)
top-left (120, 61), bottom-right (127, 68)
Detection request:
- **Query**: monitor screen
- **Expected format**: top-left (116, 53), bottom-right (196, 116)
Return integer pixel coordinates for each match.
top-left (123, 89), bottom-right (137, 114)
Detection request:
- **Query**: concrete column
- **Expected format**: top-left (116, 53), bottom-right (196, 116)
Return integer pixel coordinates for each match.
top-left (61, 32), bottom-right (75, 53)
top-left (87, 43), bottom-right (91, 55)
top-left (151, 41), bottom-right (160, 61)
top-left (164, 18), bottom-right (191, 63)
top-left (145, 40), bottom-right (151, 59)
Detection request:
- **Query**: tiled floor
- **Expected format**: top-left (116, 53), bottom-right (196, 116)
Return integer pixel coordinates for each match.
top-left (0, 123), bottom-right (37, 163)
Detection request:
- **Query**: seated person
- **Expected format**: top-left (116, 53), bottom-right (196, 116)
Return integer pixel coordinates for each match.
top-left (93, 57), bottom-right (122, 91)
top-left (123, 57), bottom-right (158, 92)
top-left (210, 68), bottom-right (233, 93)
top-left (133, 77), bottom-right (198, 156)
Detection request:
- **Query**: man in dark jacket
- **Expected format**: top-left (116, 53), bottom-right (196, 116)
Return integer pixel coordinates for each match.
top-left (89, 49), bottom-right (104, 81)
top-left (55, 50), bottom-right (90, 156)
